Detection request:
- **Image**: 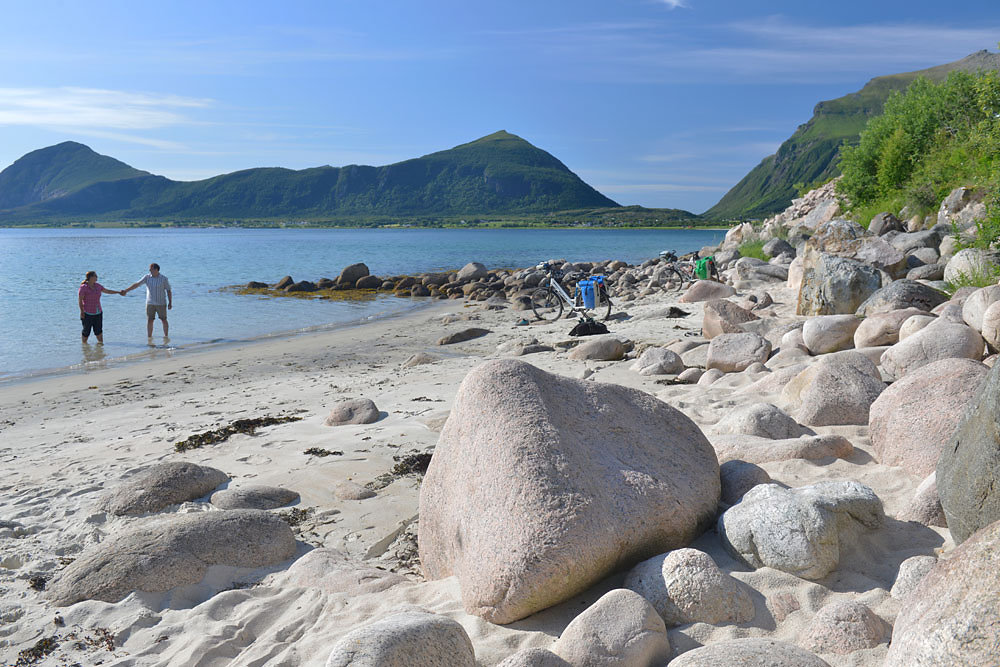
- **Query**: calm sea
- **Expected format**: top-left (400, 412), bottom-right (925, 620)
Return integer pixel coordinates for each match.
top-left (0, 227), bottom-right (724, 380)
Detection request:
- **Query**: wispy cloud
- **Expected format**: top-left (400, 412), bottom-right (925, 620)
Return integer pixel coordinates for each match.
top-left (638, 153), bottom-right (696, 163)
top-left (492, 17), bottom-right (1000, 84)
top-left (658, 0), bottom-right (688, 8)
top-left (0, 87), bottom-right (210, 130)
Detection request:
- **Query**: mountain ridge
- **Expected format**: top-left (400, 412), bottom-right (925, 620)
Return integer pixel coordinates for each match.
top-left (0, 131), bottom-right (635, 224)
top-left (705, 50), bottom-right (1000, 220)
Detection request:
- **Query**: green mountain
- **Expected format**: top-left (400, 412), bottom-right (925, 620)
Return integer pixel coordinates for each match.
top-left (705, 50), bottom-right (1000, 220)
top-left (0, 141), bottom-right (148, 210)
top-left (0, 131), bottom-right (623, 224)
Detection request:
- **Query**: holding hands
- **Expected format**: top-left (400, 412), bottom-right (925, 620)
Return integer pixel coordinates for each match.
top-left (119, 289), bottom-right (127, 296)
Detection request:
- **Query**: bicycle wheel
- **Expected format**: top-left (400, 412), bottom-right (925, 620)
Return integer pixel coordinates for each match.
top-left (661, 267), bottom-right (687, 292)
top-left (589, 287), bottom-right (613, 320)
top-left (530, 287), bottom-right (564, 321)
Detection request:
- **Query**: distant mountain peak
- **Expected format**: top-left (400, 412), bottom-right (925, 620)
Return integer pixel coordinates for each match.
top-left (0, 141), bottom-right (147, 210)
top-left (0, 131), bottom-right (619, 222)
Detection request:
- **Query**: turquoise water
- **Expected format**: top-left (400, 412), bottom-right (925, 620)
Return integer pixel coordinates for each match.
top-left (0, 227), bottom-right (723, 379)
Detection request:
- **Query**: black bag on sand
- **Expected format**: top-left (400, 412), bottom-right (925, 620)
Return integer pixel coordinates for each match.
top-left (569, 318), bottom-right (609, 337)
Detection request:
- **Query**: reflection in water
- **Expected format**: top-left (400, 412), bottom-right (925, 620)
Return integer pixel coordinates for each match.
top-left (81, 342), bottom-right (107, 368)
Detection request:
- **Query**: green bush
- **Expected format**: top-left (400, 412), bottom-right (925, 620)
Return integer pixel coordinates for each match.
top-left (837, 69), bottom-right (1000, 247)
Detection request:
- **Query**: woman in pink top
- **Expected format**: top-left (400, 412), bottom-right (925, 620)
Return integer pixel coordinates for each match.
top-left (78, 271), bottom-right (122, 343)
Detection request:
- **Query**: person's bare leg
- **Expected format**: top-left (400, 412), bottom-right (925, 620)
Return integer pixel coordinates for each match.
top-left (147, 318), bottom-right (154, 338)
top-left (96, 334), bottom-right (104, 344)
top-left (162, 318), bottom-right (169, 337)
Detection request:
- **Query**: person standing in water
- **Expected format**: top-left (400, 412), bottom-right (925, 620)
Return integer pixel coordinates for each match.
top-left (123, 262), bottom-right (173, 340)
top-left (78, 271), bottom-right (122, 344)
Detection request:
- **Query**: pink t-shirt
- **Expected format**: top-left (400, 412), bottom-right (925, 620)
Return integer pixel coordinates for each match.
top-left (79, 282), bottom-right (104, 315)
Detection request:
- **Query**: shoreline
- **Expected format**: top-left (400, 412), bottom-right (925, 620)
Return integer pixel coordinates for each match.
top-left (0, 296), bottom-right (451, 388)
top-left (0, 223), bottom-right (732, 231)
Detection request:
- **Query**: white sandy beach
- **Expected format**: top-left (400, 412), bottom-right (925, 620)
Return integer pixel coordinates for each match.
top-left (0, 275), bottom-right (953, 666)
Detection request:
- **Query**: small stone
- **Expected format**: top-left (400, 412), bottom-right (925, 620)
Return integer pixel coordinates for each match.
top-left (623, 548), bottom-right (754, 626)
top-left (325, 398), bottom-right (380, 426)
top-left (437, 328), bottom-right (491, 345)
top-left (719, 460), bottom-right (772, 505)
top-left (99, 462), bottom-right (229, 516)
top-left (210, 485), bottom-right (299, 510)
top-left (679, 280), bottom-right (736, 303)
top-left (706, 332), bottom-right (772, 373)
top-left (325, 609), bottom-right (476, 667)
top-left (402, 352), bottom-right (438, 368)
top-left (710, 403), bottom-right (810, 440)
top-left (568, 336), bottom-right (628, 361)
top-left (670, 638), bottom-right (831, 666)
top-left (497, 649), bottom-right (570, 667)
top-left (551, 589), bottom-right (670, 667)
top-left (890, 555), bottom-right (937, 600)
top-left (710, 434), bottom-right (853, 465)
top-left (677, 368), bottom-right (704, 384)
top-left (801, 315), bottom-right (861, 354)
top-left (335, 481), bottom-right (376, 501)
top-left (801, 600), bottom-right (890, 654)
top-left (630, 347), bottom-right (684, 375)
top-left (898, 473), bottom-right (946, 527)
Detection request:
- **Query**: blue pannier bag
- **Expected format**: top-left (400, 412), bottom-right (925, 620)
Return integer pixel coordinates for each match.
top-left (578, 279), bottom-right (596, 309)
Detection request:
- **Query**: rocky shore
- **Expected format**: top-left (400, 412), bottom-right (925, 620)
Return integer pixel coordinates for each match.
top-left (1, 183), bottom-right (998, 665)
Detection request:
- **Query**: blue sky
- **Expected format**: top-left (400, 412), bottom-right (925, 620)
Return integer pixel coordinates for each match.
top-left (0, 1), bottom-right (998, 213)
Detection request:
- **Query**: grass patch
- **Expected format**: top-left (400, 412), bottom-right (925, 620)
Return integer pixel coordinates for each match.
top-left (737, 239), bottom-right (770, 261)
top-left (943, 262), bottom-right (1000, 295)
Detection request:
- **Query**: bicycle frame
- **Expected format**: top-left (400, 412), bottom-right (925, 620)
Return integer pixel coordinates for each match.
top-left (544, 275), bottom-right (578, 307)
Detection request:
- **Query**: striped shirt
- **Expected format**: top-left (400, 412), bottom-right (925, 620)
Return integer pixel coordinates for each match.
top-left (138, 273), bottom-right (171, 305)
top-left (78, 282), bottom-right (104, 315)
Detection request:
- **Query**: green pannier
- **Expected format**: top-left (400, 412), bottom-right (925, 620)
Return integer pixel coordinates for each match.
top-left (695, 256), bottom-right (714, 280)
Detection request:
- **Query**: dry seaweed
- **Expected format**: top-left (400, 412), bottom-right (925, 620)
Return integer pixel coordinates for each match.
top-left (28, 575), bottom-right (47, 591)
top-left (367, 451), bottom-right (434, 491)
top-left (16, 637), bottom-right (58, 665)
top-left (174, 415), bottom-right (302, 452)
top-left (303, 447), bottom-right (343, 457)
top-left (278, 507), bottom-right (313, 527)
top-left (392, 452), bottom-right (433, 476)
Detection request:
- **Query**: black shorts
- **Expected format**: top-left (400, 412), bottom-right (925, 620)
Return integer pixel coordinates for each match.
top-left (81, 312), bottom-right (103, 337)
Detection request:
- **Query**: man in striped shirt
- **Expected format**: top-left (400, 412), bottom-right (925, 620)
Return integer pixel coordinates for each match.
top-left (123, 263), bottom-right (173, 339)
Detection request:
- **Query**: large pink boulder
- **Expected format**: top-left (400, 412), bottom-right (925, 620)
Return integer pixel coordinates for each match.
top-left (880, 320), bottom-right (985, 380)
top-left (885, 520), bottom-right (1000, 666)
top-left (418, 360), bottom-right (720, 624)
top-left (868, 358), bottom-right (989, 479)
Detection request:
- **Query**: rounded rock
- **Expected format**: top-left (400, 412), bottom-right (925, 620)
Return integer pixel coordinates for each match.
top-left (325, 610), bottom-right (475, 667)
top-left (325, 398), bottom-right (380, 426)
top-left (210, 485), bottom-right (299, 510)
top-left (801, 600), bottom-right (890, 655)
top-left (623, 548), bottom-right (754, 626)
top-left (551, 589), bottom-right (670, 667)
top-left (670, 638), bottom-right (831, 666)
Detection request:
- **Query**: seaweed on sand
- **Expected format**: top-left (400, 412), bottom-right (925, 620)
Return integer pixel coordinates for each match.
top-left (174, 415), bottom-right (302, 452)
top-left (367, 451), bottom-right (434, 491)
top-left (16, 637), bottom-right (58, 665)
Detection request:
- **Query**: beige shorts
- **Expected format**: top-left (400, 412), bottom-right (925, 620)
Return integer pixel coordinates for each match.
top-left (146, 304), bottom-right (168, 320)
